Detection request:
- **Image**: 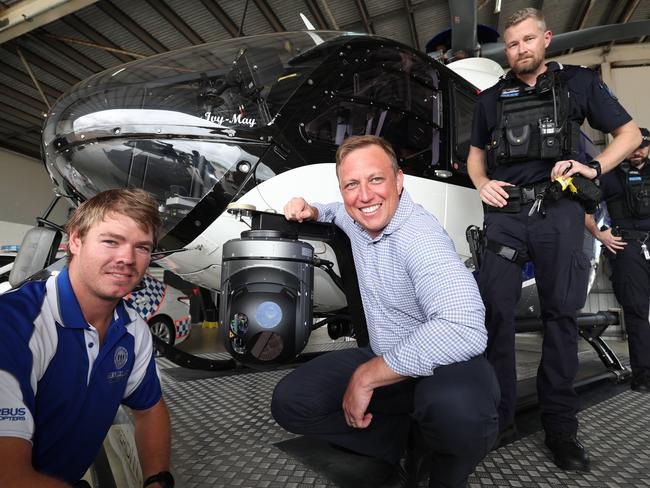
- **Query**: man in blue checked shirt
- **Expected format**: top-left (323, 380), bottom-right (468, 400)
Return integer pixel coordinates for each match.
top-left (272, 135), bottom-right (499, 488)
top-left (0, 189), bottom-right (173, 488)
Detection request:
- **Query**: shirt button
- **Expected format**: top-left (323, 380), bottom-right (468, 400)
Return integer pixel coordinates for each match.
top-left (88, 343), bottom-right (94, 348)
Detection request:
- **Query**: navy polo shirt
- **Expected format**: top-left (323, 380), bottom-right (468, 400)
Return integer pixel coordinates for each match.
top-left (0, 268), bottom-right (162, 483)
top-left (470, 63), bottom-right (632, 186)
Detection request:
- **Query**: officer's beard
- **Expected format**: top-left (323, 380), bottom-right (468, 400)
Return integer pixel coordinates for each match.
top-left (512, 54), bottom-right (543, 75)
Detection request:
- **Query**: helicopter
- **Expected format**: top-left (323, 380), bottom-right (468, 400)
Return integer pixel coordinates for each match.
top-left (37, 30), bottom-right (614, 368)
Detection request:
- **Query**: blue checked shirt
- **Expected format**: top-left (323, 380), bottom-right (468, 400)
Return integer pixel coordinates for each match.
top-left (314, 190), bottom-right (487, 377)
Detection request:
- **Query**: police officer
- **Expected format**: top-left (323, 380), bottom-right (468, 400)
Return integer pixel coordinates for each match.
top-left (586, 127), bottom-right (650, 393)
top-left (467, 7), bottom-right (641, 472)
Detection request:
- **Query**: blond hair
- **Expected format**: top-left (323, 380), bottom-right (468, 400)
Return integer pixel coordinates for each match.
top-left (65, 188), bottom-right (161, 254)
top-left (335, 135), bottom-right (399, 176)
top-left (504, 8), bottom-right (546, 32)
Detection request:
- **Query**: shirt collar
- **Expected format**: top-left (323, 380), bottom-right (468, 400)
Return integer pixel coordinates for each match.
top-left (54, 267), bottom-right (131, 330)
top-left (504, 61), bottom-right (562, 82)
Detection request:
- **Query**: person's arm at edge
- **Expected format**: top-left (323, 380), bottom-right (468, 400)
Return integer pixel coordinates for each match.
top-left (595, 121), bottom-right (641, 174)
top-left (552, 122), bottom-right (641, 180)
top-left (0, 438), bottom-right (71, 487)
top-left (131, 398), bottom-right (171, 487)
top-left (584, 214), bottom-right (626, 254)
top-left (467, 145), bottom-right (512, 208)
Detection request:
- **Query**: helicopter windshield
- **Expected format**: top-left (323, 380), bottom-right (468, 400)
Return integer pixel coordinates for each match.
top-left (43, 32), bottom-right (355, 238)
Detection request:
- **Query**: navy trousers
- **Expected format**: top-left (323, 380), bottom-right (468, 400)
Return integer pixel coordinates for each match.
top-left (271, 347), bottom-right (499, 488)
top-left (479, 198), bottom-right (590, 435)
top-left (607, 239), bottom-right (650, 379)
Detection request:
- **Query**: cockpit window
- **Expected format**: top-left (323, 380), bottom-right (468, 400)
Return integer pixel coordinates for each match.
top-left (303, 46), bottom-right (442, 173)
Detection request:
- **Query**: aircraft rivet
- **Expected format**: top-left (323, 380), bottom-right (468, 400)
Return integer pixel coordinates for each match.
top-left (80, 134), bottom-right (85, 139)
top-left (516, 139), bottom-right (521, 143)
top-left (308, 79), bottom-right (313, 85)
top-left (312, 105), bottom-right (316, 109)
top-left (253, 65), bottom-right (258, 70)
top-left (114, 128), bottom-right (121, 134)
top-left (300, 122), bottom-right (305, 127)
top-left (308, 139), bottom-right (312, 143)
top-left (156, 128), bottom-right (161, 133)
top-left (194, 220), bottom-right (201, 227)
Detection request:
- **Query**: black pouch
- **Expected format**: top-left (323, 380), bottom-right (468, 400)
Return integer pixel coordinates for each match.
top-left (505, 125), bottom-right (531, 159)
top-left (570, 175), bottom-right (602, 214)
top-left (500, 186), bottom-right (522, 213)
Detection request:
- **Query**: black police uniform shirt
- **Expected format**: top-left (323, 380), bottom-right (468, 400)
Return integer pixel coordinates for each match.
top-left (470, 62), bottom-right (632, 186)
top-left (600, 160), bottom-right (650, 231)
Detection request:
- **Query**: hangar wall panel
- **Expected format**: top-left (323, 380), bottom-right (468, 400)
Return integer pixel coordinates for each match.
top-left (0, 148), bottom-right (70, 246)
top-left (610, 65), bottom-right (650, 130)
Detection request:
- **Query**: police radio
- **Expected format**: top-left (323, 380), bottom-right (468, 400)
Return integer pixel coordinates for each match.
top-left (539, 117), bottom-right (561, 160)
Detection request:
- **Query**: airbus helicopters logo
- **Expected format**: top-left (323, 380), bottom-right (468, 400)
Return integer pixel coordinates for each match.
top-left (203, 112), bottom-right (257, 128)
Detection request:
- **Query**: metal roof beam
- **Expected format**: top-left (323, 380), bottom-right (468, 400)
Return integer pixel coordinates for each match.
top-left (341, 1), bottom-right (432, 32)
top-left (0, 101), bottom-right (44, 126)
top-left (253, 0), bottom-right (285, 32)
top-left (0, 81), bottom-right (51, 113)
top-left (319, 0), bottom-right (339, 29)
top-left (618, 0), bottom-right (640, 23)
top-left (200, 0), bottom-right (241, 37)
top-left (0, 61), bottom-right (60, 100)
top-left (571, 0), bottom-right (595, 31)
top-left (404, 0), bottom-right (419, 49)
top-left (304, 0), bottom-right (329, 30)
top-left (33, 31), bottom-right (104, 73)
top-left (4, 41), bottom-right (81, 86)
top-left (353, 0), bottom-right (374, 34)
top-left (0, 139), bottom-right (40, 159)
top-left (0, 0), bottom-right (99, 44)
top-left (97, 1), bottom-right (167, 53)
top-left (144, 0), bottom-right (204, 45)
top-left (61, 14), bottom-right (133, 63)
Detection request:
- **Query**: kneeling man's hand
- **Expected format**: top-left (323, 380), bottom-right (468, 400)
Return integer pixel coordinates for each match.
top-left (284, 197), bottom-right (318, 222)
top-left (343, 372), bottom-right (374, 429)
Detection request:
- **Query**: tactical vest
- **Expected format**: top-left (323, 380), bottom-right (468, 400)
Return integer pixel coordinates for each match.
top-left (488, 63), bottom-right (581, 166)
top-left (607, 161), bottom-right (650, 220)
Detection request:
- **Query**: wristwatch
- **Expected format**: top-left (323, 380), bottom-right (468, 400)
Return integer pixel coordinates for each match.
top-left (143, 471), bottom-right (174, 488)
top-left (586, 160), bottom-right (602, 179)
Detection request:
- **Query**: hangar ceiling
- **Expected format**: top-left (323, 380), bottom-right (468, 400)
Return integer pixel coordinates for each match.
top-left (0, 0), bottom-right (648, 160)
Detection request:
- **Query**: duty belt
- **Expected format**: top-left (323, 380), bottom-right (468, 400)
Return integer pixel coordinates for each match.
top-left (616, 228), bottom-right (650, 241)
top-left (486, 181), bottom-right (549, 213)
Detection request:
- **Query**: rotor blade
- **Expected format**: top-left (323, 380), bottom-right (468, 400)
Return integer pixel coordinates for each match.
top-left (482, 20), bottom-right (650, 65)
top-left (300, 12), bottom-right (316, 30)
top-left (449, 0), bottom-right (478, 56)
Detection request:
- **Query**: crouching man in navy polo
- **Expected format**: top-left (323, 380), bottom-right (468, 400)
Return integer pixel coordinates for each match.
top-left (0, 188), bottom-right (173, 488)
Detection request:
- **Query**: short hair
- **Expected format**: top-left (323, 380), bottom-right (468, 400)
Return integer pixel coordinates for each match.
top-left (335, 135), bottom-right (399, 176)
top-left (504, 8), bottom-right (546, 32)
top-left (65, 188), bottom-right (161, 254)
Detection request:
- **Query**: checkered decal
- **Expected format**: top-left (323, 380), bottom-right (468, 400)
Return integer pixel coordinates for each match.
top-left (124, 275), bottom-right (166, 321)
top-left (175, 316), bottom-right (192, 339)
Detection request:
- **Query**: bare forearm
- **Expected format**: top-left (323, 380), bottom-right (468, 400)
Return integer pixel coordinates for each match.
top-left (132, 400), bottom-right (171, 479)
top-left (596, 120), bottom-right (642, 174)
top-left (585, 214), bottom-right (599, 237)
top-left (354, 356), bottom-right (405, 389)
top-left (0, 472), bottom-right (71, 488)
top-left (0, 438), bottom-right (72, 487)
top-left (467, 146), bottom-right (490, 190)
